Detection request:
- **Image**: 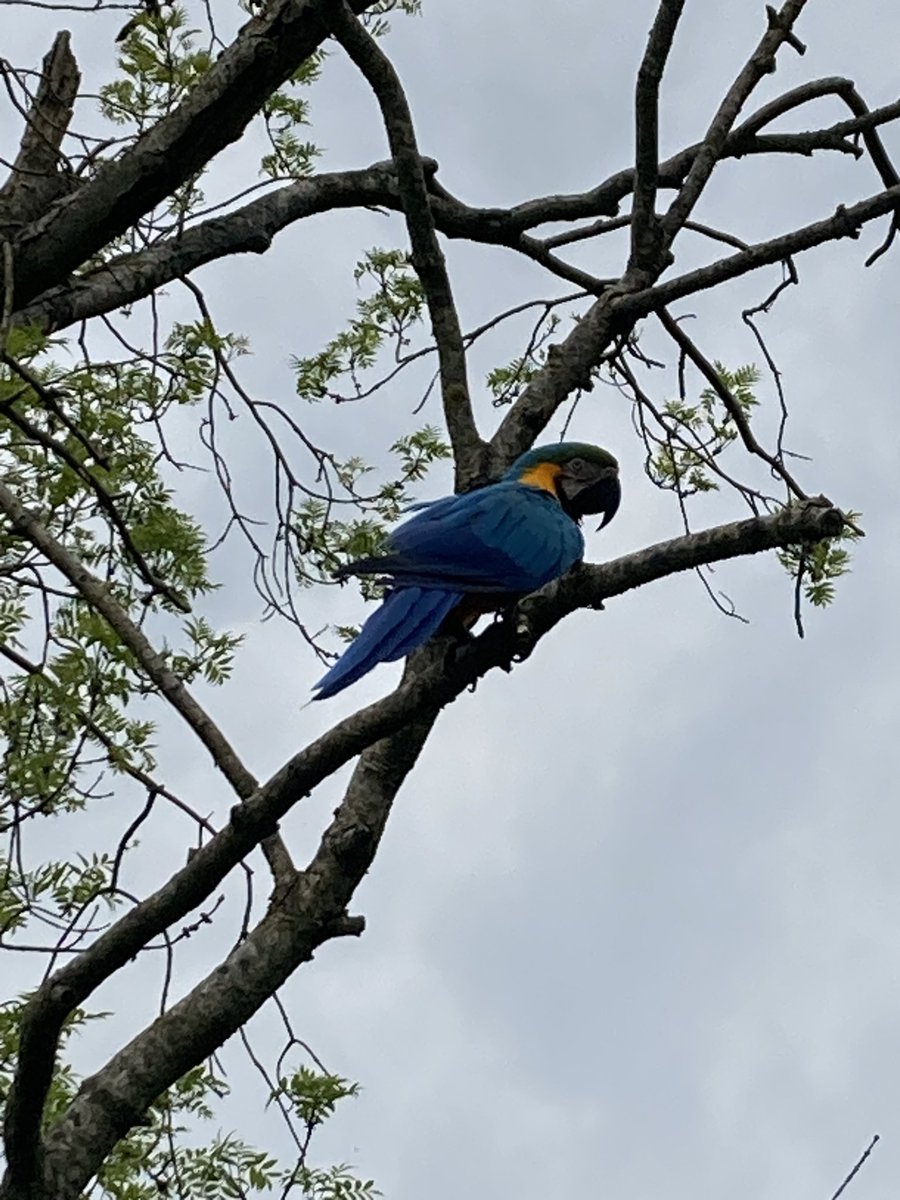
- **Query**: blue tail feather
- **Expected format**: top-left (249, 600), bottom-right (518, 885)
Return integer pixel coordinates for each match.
top-left (313, 587), bottom-right (459, 700)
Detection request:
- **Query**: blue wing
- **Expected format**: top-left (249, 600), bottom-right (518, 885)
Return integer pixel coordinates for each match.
top-left (314, 481), bottom-right (584, 700)
top-left (314, 587), bottom-right (458, 700)
top-left (361, 482), bottom-right (584, 592)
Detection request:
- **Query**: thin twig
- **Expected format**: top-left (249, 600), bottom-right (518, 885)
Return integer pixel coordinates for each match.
top-left (657, 307), bottom-right (807, 499)
top-left (830, 1134), bottom-right (880, 1200)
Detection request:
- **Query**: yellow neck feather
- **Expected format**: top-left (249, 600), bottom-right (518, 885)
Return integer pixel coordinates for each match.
top-left (518, 462), bottom-right (562, 495)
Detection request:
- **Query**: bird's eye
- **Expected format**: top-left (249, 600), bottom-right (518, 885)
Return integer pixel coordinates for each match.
top-left (567, 457), bottom-right (585, 472)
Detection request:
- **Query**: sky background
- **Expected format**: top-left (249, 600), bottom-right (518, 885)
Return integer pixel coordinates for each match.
top-left (3, 2), bottom-right (900, 1198)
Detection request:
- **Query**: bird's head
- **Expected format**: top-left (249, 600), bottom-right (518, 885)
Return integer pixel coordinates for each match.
top-left (506, 442), bottom-right (621, 529)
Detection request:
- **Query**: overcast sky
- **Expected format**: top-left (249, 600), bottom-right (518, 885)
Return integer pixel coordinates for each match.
top-left (4, 2), bottom-right (900, 1199)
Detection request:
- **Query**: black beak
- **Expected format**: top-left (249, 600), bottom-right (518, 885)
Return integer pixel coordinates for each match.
top-left (589, 473), bottom-right (621, 530)
top-left (560, 465), bottom-right (621, 529)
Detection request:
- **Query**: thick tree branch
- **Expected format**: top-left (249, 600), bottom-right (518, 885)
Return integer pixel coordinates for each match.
top-left (39, 706), bottom-right (440, 1200)
top-left (0, 32), bottom-right (80, 237)
top-left (17, 92), bottom-right (898, 338)
top-left (326, 0), bottom-right (484, 488)
top-left (9, 0), bottom-right (380, 310)
top-left (631, 0), bottom-right (686, 273)
top-left (1, 498), bottom-right (843, 1200)
top-left (15, 163), bottom-right (407, 333)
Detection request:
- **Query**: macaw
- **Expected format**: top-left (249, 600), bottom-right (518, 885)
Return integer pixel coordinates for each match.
top-left (313, 441), bottom-right (620, 699)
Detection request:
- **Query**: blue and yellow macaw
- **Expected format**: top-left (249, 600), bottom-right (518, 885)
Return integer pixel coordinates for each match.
top-left (313, 441), bottom-right (620, 699)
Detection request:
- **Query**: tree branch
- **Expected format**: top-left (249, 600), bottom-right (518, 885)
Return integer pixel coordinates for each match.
top-left (17, 90), bottom-right (896, 339)
top-left (326, 1), bottom-right (483, 488)
top-left (10, 0), bottom-right (381, 310)
top-left (39, 706), bottom-right (440, 1200)
top-left (15, 163), bottom-right (408, 333)
top-left (491, 179), bottom-right (900, 464)
top-left (621, 181), bottom-right (900, 314)
top-left (1, 498), bottom-right (844, 1200)
top-left (659, 0), bottom-right (809, 251)
top-left (735, 78), bottom-right (900, 189)
top-left (631, 0), bottom-right (686, 273)
top-left (0, 32), bottom-right (80, 237)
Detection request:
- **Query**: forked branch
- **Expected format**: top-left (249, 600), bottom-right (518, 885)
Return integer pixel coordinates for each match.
top-left (660, 0), bottom-right (809, 245)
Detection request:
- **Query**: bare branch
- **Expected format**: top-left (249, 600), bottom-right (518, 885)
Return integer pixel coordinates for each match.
top-left (548, 214), bottom-right (749, 252)
top-left (659, 0), bottom-right (809, 250)
top-left (622, 182), bottom-right (900, 314)
top-left (830, 1134), bottom-right (880, 1200)
top-left (326, 1), bottom-right (484, 488)
top-left (512, 232), bottom-right (612, 293)
top-left (0, 32), bottom-right (80, 234)
top-left (631, 0), bottom-right (686, 273)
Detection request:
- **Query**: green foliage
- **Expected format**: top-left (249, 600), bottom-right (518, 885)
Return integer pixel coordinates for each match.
top-left (778, 512), bottom-right (863, 609)
top-left (293, 249), bottom-right (426, 401)
top-left (275, 1065), bottom-right (359, 1129)
top-left (99, 7), bottom-right (213, 132)
top-left (0, 853), bottom-right (120, 942)
top-left (487, 314), bottom-right (561, 406)
top-left (0, 999), bottom-right (375, 1200)
top-left (95, 1061), bottom-right (374, 1199)
top-left (647, 362), bottom-right (760, 494)
top-left (261, 55), bottom-right (325, 180)
top-left (364, 0), bottom-right (423, 32)
top-left (288, 1164), bottom-right (380, 1200)
top-left (293, 427), bottom-right (449, 597)
top-left (633, 360), bottom-right (860, 613)
top-left (0, 330), bottom-right (239, 818)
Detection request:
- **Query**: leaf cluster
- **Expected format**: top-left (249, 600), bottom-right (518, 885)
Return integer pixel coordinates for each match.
top-left (293, 425), bottom-right (449, 603)
top-left (646, 362), bottom-right (760, 495)
top-left (292, 249), bottom-right (426, 402)
top-left (99, 7), bottom-right (213, 133)
top-left (778, 511), bottom-right (863, 608)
